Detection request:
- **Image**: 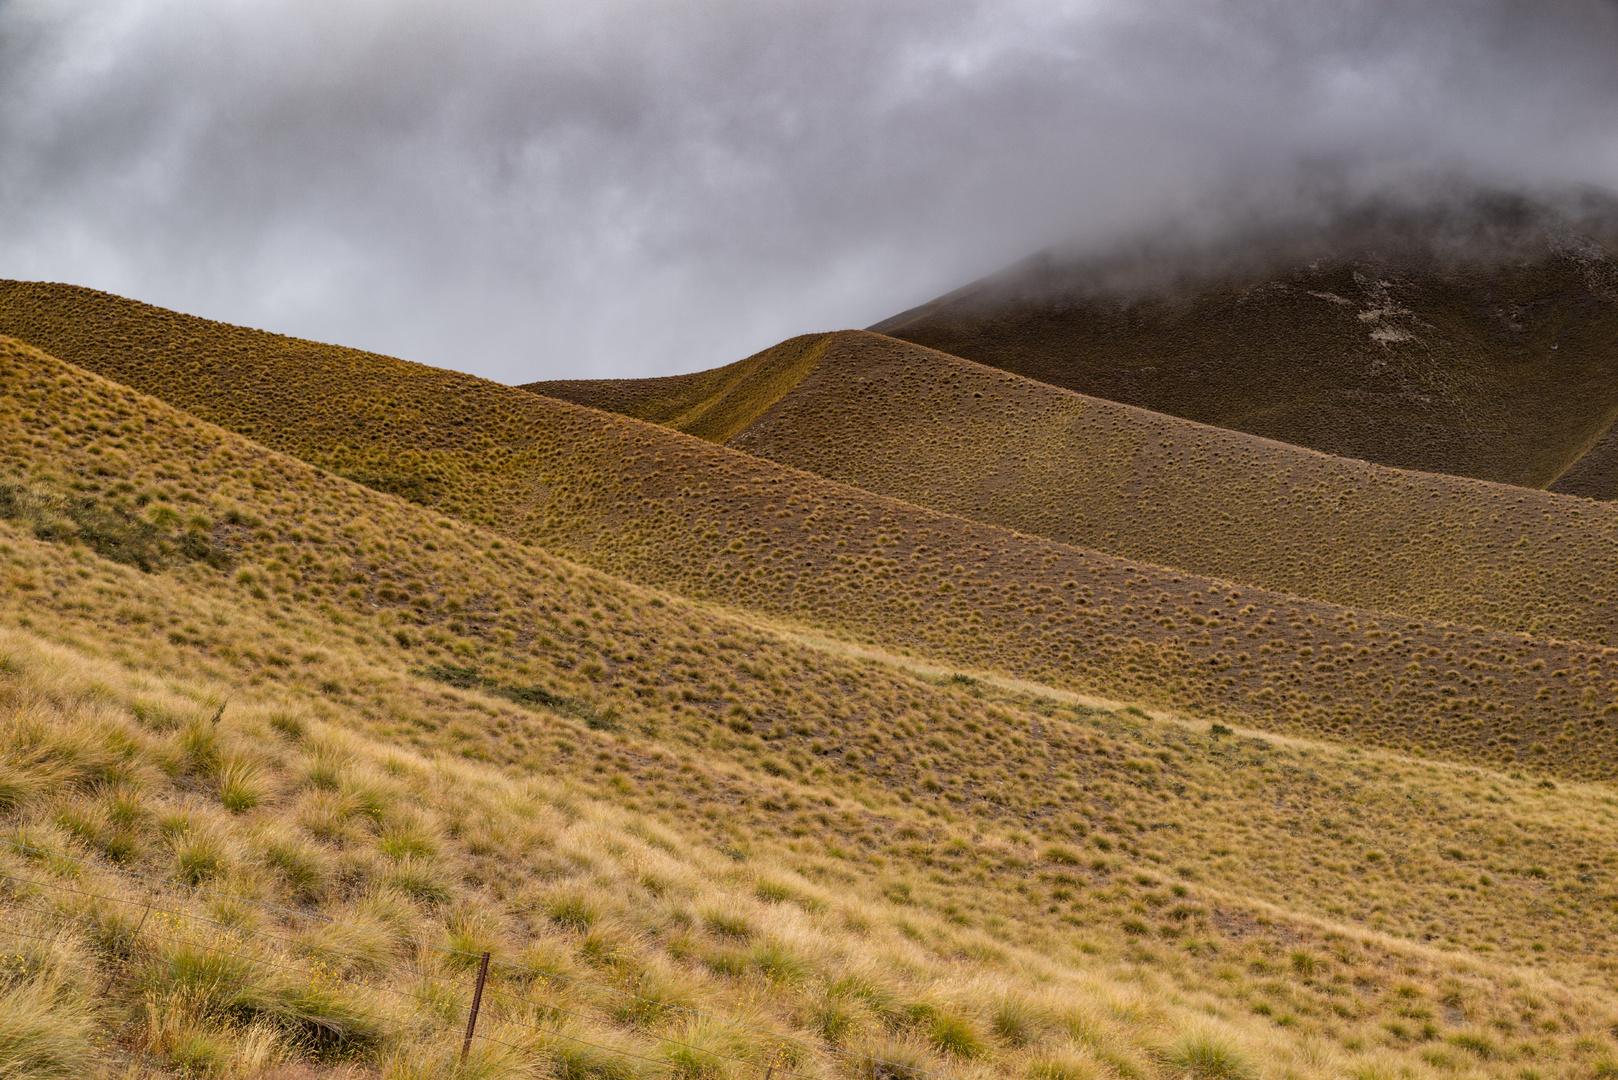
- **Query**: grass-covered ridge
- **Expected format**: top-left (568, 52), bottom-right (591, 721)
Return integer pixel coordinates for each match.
top-left (4, 320), bottom-right (1618, 1078)
top-left (3, 288), bottom-right (1618, 783)
top-left (583, 328), bottom-right (1618, 648)
top-left (536, 333), bottom-right (830, 446)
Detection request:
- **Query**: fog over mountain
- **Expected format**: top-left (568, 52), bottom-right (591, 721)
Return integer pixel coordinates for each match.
top-left (2, 0), bottom-right (1618, 381)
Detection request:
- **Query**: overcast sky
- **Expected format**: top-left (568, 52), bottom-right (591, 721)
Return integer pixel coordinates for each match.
top-left (2, 0), bottom-right (1618, 382)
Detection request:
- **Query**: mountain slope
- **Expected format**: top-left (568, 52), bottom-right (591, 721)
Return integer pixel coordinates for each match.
top-left (11, 337), bottom-right (1618, 1079)
top-left (530, 327), bottom-right (1618, 651)
top-left (538, 332), bottom-right (829, 444)
top-left (870, 193), bottom-right (1618, 493)
top-left (4, 287), bottom-right (1618, 787)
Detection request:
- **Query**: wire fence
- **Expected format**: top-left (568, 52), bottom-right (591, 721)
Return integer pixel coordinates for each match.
top-left (0, 837), bottom-right (956, 1080)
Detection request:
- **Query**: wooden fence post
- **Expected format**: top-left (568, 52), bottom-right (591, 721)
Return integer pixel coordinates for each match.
top-left (461, 951), bottom-right (491, 1063)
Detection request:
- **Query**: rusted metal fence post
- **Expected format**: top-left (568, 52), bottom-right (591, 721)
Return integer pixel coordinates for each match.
top-left (461, 951), bottom-right (491, 1063)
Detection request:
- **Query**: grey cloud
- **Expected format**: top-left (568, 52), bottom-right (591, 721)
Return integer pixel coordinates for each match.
top-left (2, 0), bottom-right (1617, 381)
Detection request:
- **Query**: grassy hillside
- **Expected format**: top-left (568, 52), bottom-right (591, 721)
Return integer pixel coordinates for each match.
top-left (6, 326), bottom-right (1618, 1079)
top-left (868, 202), bottom-right (1618, 493)
top-left (550, 328), bottom-right (1618, 651)
top-left (538, 334), bottom-right (829, 445)
top-left (4, 289), bottom-right (1618, 789)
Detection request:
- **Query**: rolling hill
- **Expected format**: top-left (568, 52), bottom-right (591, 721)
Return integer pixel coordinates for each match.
top-left (6, 321), bottom-right (1618, 1080)
top-left (5, 285), bottom-right (1618, 789)
top-left (868, 191), bottom-right (1618, 495)
top-left (532, 328), bottom-right (1618, 650)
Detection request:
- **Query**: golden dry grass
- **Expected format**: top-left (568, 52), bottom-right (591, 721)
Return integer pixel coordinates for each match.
top-left (538, 333), bottom-right (829, 446)
top-left (4, 329), bottom-right (1618, 1078)
top-left (4, 286), bottom-right (1618, 787)
top-left (539, 327), bottom-right (1618, 651)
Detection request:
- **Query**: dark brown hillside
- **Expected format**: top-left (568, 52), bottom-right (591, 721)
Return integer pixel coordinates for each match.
top-left (5, 284), bottom-right (1618, 784)
top-left (870, 193), bottom-right (1618, 492)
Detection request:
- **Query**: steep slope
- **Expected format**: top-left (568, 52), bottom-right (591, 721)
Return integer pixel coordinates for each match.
top-left (531, 327), bottom-right (1618, 651)
top-left (870, 193), bottom-right (1618, 492)
top-left (11, 338), bottom-right (1618, 1080)
top-left (5, 291), bottom-right (1618, 787)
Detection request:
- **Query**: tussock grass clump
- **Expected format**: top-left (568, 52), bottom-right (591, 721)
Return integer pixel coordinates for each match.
top-left (0, 977), bottom-right (98, 1079)
top-left (849, 1033), bottom-right (939, 1080)
top-left (990, 995), bottom-right (1046, 1049)
top-left (701, 905), bottom-right (753, 941)
top-left (1162, 1031), bottom-right (1255, 1080)
top-left (217, 753), bottom-right (269, 812)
